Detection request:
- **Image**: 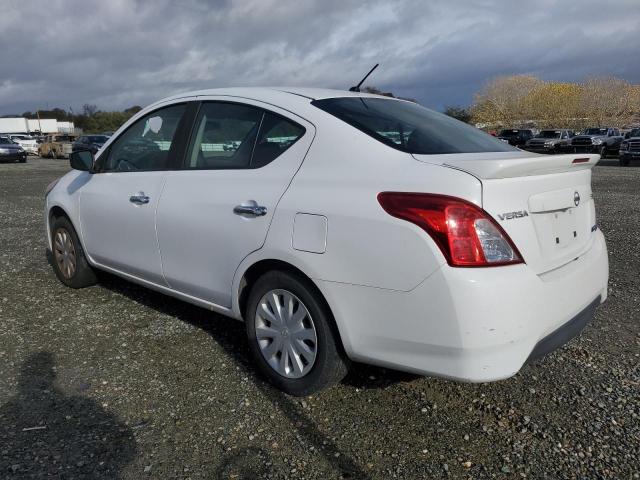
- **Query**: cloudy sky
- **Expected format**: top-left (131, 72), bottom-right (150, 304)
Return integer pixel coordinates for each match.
top-left (2, 0), bottom-right (639, 115)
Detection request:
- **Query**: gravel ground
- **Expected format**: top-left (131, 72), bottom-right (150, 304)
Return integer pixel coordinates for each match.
top-left (0, 157), bottom-right (638, 479)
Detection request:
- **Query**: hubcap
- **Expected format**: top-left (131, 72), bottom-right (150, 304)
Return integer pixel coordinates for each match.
top-left (254, 289), bottom-right (317, 379)
top-left (53, 228), bottom-right (76, 279)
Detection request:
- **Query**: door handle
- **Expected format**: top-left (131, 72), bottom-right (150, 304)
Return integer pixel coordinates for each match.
top-left (233, 202), bottom-right (267, 217)
top-left (129, 192), bottom-right (150, 205)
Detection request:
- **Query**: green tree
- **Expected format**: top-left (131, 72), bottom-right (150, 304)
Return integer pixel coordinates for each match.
top-left (443, 106), bottom-right (472, 123)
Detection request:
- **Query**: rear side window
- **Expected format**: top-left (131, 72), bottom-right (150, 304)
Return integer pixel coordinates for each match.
top-left (185, 103), bottom-right (263, 169)
top-left (252, 112), bottom-right (305, 168)
top-left (185, 102), bottom-right (305, 170)
top-left (313, 97), bottom-right (515, 155)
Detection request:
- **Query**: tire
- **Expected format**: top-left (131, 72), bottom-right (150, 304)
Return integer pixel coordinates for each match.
top-left (245, 270), bottom-right (349, 396)
top-left (599, 145), bottom-right (607, 158)
top-left (50, 215), bottom-right (98, 288)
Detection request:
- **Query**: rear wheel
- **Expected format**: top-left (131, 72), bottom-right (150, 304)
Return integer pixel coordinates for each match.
top-left (50, 216), bottom-right (97, 288)
top-left (245, 270), bottom-right (348, 396)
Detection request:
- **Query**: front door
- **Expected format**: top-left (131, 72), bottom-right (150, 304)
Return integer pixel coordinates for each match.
top-left (156, 100), bottom-right (313, 307)
top-left (79, 103), bottom-right (188, 284)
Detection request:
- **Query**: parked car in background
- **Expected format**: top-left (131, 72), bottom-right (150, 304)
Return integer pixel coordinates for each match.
top-left (44, 87), bottom-right (608, 395)
top-left (39, 134), bottom-right (77, 159)
top-left (524, 129), bottom-right (574, 154)
top-left (571, 127), bottom-right (623, 157)
top-left (618, 128), bottom-right (640, 166)
top-left (497, 129), bottom-right (534, 147)
top-left (72, 135), bottom-right (109, 155)
top-left (3, 134), bottom-right (39, 155)
top-left (0, 136), bottom-right (27, 163)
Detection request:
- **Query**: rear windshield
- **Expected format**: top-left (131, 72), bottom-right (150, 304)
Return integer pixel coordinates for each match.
top-left (499, 130), bottom-right (519, 137)
top-left (312, 97), bottom-right (516, 155)
top-left (537, 130), bottom-right (562, 138)
top-left (585, 128), bottom-right (607, 135)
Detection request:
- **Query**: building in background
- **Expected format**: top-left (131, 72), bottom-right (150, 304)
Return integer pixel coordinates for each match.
top-left (0, 117), bottom-right (75, 135)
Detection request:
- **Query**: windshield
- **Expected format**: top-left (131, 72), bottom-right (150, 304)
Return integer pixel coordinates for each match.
top-left (313, 97), bottom-right (516, 155)
top-left (87, 135), bottom-right (108, 143)
top-left (585, 128), bottom-right (608, 135)
top-left (536, 130), bottom-right (562, 139)
top-left (11, 135), bottom-right (32, 140)
top-left (626, 129), bottom-right (640, 138)
top-left (0, 137), bottom-right (16, 144)
top-left (498, 130), bottom-right (520, 137)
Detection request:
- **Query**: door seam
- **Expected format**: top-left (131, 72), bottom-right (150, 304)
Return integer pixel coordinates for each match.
top-left (155, 172), bottom-right (172, 288)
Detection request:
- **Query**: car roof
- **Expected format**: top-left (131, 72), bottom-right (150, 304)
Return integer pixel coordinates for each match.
top-left (151, 87), bottom-right (399, 110)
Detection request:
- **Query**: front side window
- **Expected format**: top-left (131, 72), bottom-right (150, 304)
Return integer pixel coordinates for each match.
top-left (314, 98), bottom-right (515, 155)
top-left (100, 104), bottom-right (186, 172)
top-left (185, 103), bottom-right (305, 169)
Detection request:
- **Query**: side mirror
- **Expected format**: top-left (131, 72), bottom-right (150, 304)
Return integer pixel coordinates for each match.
top-left (70, 150), bottom-right (94, 172)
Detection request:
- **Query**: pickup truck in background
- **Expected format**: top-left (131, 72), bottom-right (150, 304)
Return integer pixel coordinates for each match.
top-left (524, 129), bottom-right (574, 154)
top-left (497, 129), bottom-right (534, 147)
top-left (38, 134), bottom-right (77, 159)
top-left (571, 127), bottom-right (623, 157)
top-left (618, 128), bottom-right (640, 166)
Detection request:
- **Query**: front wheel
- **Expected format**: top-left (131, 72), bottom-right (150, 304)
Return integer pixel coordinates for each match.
top-left (50, 216), bottom-right (97, 288)
top-left (245, 271), bottom-right (348, 396)
top-left (599, 145), bottom-right (607, 158)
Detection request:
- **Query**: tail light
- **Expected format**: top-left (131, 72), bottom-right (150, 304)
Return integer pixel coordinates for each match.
top-left (377, 192), bottom-right (524, 267)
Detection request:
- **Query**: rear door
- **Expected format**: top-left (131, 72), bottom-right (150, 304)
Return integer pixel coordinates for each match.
top-left (79, 102), bottom-right (190, 284)
top-left (156, 99), bottom-right (314, 307)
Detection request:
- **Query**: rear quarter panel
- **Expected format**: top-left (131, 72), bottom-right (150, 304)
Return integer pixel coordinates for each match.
top-left (234, 116), bottom-right (482, 307)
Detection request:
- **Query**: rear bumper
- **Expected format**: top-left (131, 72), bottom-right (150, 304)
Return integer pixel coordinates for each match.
top-left (525, 295), bottom-right (599, 363)
top-left (318, 230), bottom-right (608, 382)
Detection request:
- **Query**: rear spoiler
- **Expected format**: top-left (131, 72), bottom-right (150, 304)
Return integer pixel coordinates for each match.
top-left (436, 154), bottom-right (600, 180)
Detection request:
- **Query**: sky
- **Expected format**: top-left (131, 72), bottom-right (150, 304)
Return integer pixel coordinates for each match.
top-left (1, 0), bottom-right (639, 115)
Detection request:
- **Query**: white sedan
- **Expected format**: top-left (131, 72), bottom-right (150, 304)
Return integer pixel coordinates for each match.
top-left (45, 88), bottom-right (608, 395)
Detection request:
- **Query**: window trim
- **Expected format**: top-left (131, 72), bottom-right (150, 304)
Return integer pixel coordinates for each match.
top-left (93, 101), bottom-right (194, 174)
top-left (179, 100), bottom-right (307, 171)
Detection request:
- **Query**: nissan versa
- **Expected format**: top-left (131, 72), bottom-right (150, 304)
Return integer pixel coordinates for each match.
top-left (45, 88), bottom-right (609, 395)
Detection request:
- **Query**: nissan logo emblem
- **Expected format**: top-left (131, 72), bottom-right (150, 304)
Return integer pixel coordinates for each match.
top-left (574, 191), bottom-right (580, 207)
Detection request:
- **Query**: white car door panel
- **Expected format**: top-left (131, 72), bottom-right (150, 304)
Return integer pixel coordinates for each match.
top-left (80, 172), bottom-right (167, 283)
top-left (157, 100), bottom-right (314, 307)
top-left (79, 102), bottom-right (188, 285)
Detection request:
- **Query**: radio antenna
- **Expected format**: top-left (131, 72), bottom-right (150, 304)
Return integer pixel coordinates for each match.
top-left (349, 64), bottom-right (379, 92)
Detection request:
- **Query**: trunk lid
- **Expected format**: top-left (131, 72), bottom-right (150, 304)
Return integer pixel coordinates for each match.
top-left (413, 152), bottom-right (599, 274)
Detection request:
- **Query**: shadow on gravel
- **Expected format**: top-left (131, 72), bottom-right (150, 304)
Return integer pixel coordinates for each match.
top-left (596, 158), bottom-right (640, 167)
top-left (98, 273), bottom-right (373, 480)
top-left (0, 352), bottom-right (136, 479)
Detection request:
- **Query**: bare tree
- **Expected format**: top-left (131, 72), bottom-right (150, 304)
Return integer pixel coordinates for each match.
top-left (471, 75), bottom-right (640, 129)
top-left (580, 76), bottom-right (637, 128)
top-left (471, 75), bottom-right (543, 128)
top-left (82, 104), bottom-right (98, 117)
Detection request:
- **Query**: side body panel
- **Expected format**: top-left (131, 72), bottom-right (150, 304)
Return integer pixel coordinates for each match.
top-left (156, 97), bottom-right (316, 308)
